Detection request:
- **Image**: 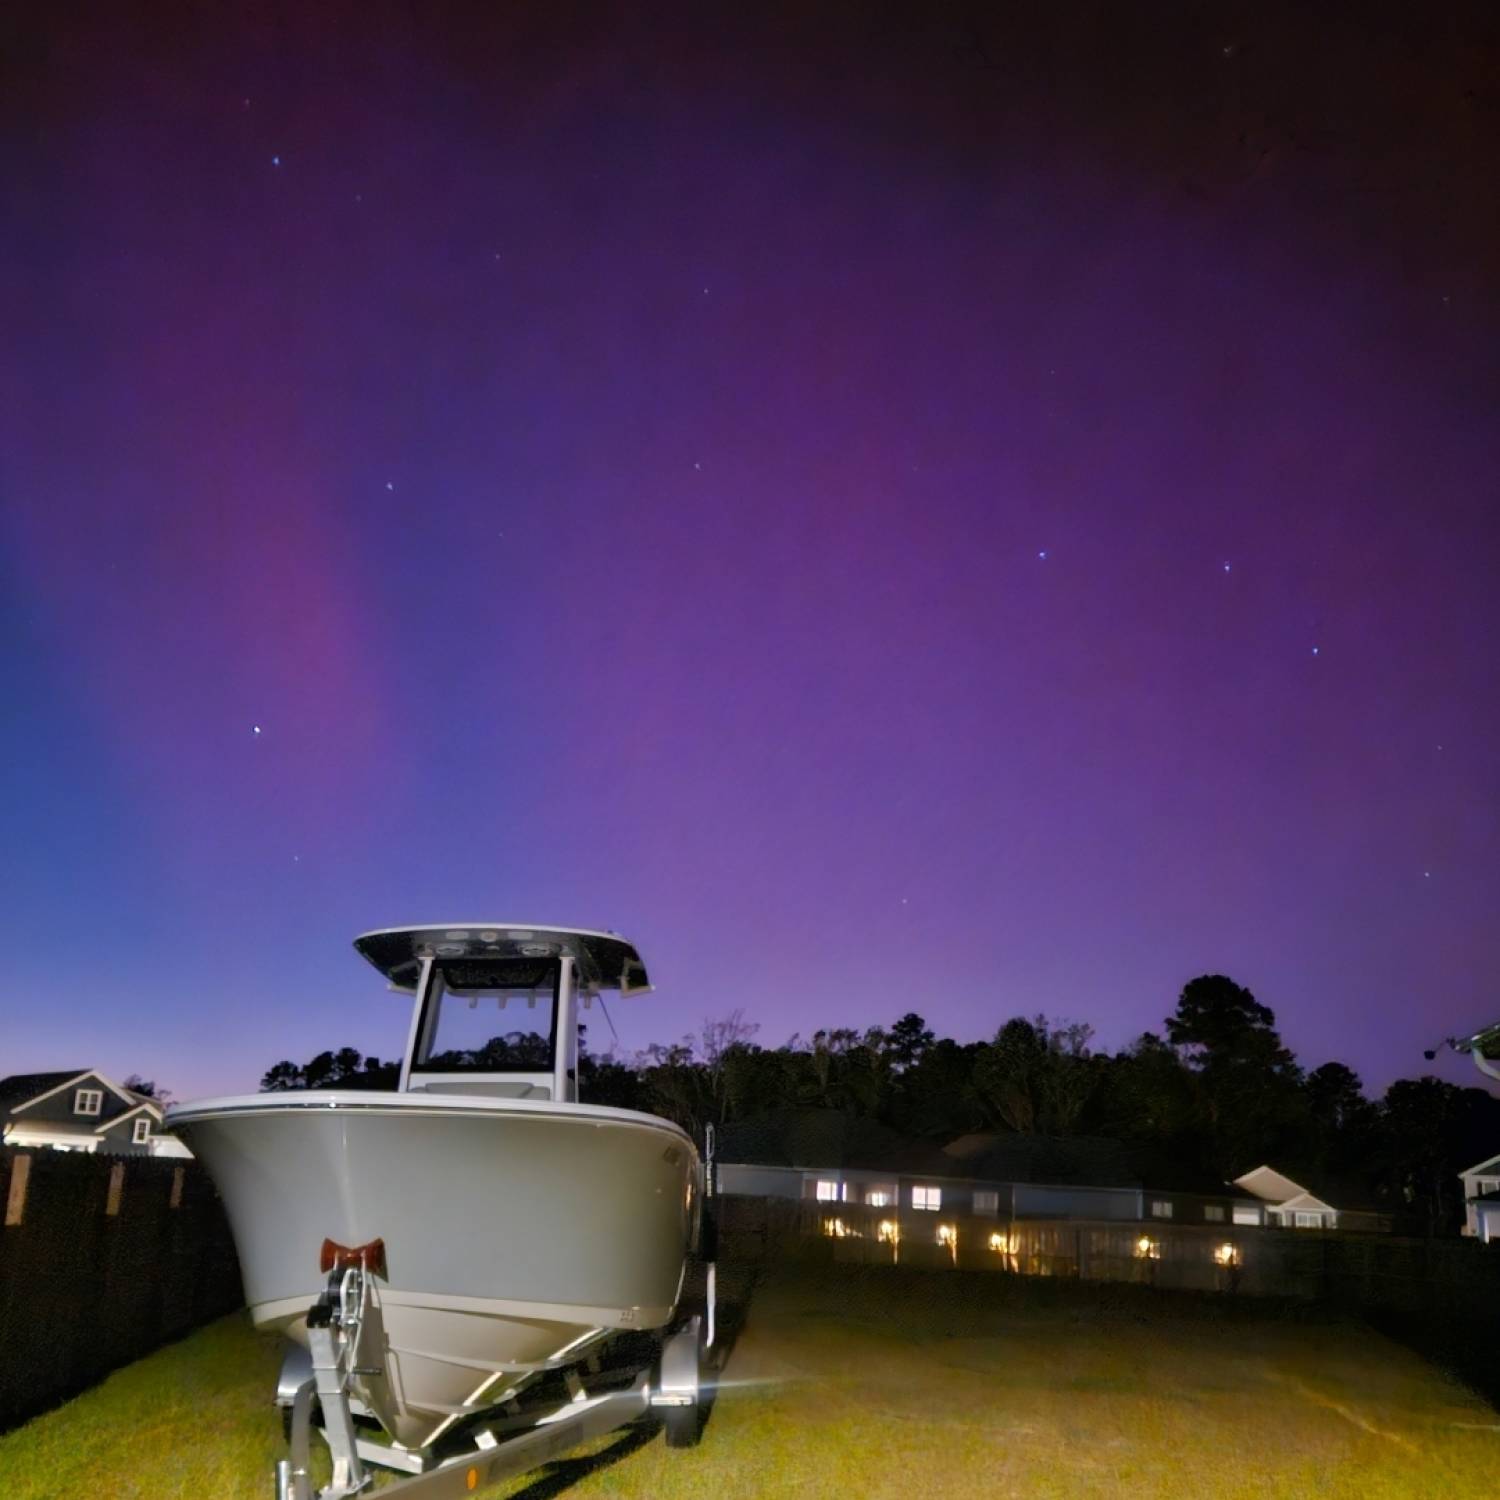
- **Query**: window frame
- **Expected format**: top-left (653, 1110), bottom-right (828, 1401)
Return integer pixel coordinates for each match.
top-left (1203, 1204), bottom-right (1225, 1222)
top-left (132, 1118), bottom-right (152, 1144)
top-left (912, 1185), bottom-right (942, 1212)
top-left (74, 1088), bottom-right (103, 1117)
top-left (1149, 1199), bottom-right (1174, 1219)
top-left (411, 960), bottom-right (561, 1076)
top-left (972, 1189), bottom-right (1000, 1215)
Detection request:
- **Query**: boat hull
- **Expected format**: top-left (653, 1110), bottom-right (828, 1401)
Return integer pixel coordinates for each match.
top-left (170, 1093), bottom-right (698, 1447)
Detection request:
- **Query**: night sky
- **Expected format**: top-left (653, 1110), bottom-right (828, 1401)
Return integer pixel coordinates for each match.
top-left (3, 3), bottom-right (1498, 1101)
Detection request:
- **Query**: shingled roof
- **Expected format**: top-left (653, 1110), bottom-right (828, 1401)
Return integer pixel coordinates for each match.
top-left (0, 1071), bottom-right (94, 1116)
top-left (717, 1110), bottom-right (954, 1176)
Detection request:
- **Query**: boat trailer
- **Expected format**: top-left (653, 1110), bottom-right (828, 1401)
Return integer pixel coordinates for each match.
top-left (273, 1262), bottom-right (709, 1500)
top-left (274, 1128), bottom-right (720, 1499)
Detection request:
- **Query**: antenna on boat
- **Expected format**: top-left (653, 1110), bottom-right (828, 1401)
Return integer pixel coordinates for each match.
top-left (596, 990), bottom-right (621, 1050)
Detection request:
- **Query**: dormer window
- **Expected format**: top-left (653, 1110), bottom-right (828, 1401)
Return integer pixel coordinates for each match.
top-left (74, 1088), bottom-right (103, 1117)
top-left (132, 1118), bottom-right (152, 1144)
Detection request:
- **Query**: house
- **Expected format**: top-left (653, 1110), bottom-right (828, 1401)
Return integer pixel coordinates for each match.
top-left (0, 1070), bottom-right (191, 1158)
top-left (1229, 1165), bottom-right (1393, 1230)
top-left (715, 1112), bottom-right (1261, 1226)
top-left (1458, 1153), bottom-right (1500, 1241)
top-left (941, 1133), bottom-right (1143, 1222)
top-left (716, 1111), bottom-right (973, 1216)
top-left (944, 1134), bottom-right (1264, 1227)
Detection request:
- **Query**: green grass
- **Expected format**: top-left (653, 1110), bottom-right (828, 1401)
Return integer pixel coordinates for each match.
top-left (4, 1262), bottom-right (1498, 1499)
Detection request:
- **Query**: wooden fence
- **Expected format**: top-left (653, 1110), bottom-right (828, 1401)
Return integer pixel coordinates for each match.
top-left (0, 1147), bottom-right (243, 1432)
top-left (716, 1193), bottom-right (1500, 1302)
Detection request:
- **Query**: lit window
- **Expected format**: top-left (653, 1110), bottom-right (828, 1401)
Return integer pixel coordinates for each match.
top-left (1232, 1205), bottom-right (1261, 1226)
top-left (972, 1190), bottom-right (999, 1215)
top-left (132, 1119), bottom-right (152, 1144)
top-left (74, 1089), bottom-right (103, 1117)
top-left (1149, 1199), bottom-right (1173, 1219)
top-left (912, 1185), bottom-right (941, 1212)
top-left (865, 1188), bottom-right (893, 1208)
top-left (1203, 1205), bottom-right (1225, 1222)
top-left (814, 1180), bottom-right (842, 1202)
top-left (1294, 1211), bottom-right (1322, 1229)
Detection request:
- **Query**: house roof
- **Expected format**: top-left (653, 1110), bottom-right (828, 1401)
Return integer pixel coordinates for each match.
top-left (1460, 1153), bottom-right (1500, 1178)
top-left (0, 1071), bottom-right (94, 1117)
top-left (944, 1133), bottom-right (1258, 1199)
top-left (1, 1070), bottom-right (152, 1122)
top-left (944, 1133), bottom-right (1143, 1188)
top-left (94, 1101), bottom-right (164, 1133)
top-left (717, 1111), bottom-right (954, 1177)
top-left (1233, 1163), bottom-right (1386, 1215)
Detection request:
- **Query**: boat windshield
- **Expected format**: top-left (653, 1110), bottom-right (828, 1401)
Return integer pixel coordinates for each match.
top-left (412, 959), bottom-right (558, 1074)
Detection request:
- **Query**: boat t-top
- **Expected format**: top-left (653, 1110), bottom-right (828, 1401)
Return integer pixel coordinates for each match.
top-left (169, 924), bottom-right (715, 1500)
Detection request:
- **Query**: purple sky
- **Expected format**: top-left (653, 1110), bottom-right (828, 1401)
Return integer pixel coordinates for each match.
top-left (2, 4), bottom-right (1497, 1101)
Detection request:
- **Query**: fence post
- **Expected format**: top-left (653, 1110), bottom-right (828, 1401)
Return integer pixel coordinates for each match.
top-left (4, 1153), bottom-right (30, 1226)
top-left (105, 1162), bottom-right (126, 1217)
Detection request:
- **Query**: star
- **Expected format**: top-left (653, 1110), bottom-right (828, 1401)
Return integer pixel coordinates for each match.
top-left (385, 481), bottom-right (394, 491)
top-left (1222, 562), bottom-right (1232, 573)
top-left (1038, 550), bottom-right (1048, 560)
top-left (252, 725), bottom-right (262, 736)
top-left (271, 155), bottom-right (281, 167)
top-left (1311, 646), bottom-right (1320, 656)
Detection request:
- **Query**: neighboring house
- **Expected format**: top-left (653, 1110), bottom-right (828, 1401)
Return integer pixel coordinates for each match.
top-left (1230, 1165), bottom-right (1392, 1231)
top-left (717, 1111), bottom-right (971, 1216)
top-left (716, 1112), bottom-right (1262, 1226)
top-left (944, 1134), bottom-right (1264, 1227)
top-left (0, 1070), bottom-right (192, 1158)
top-left (1458, 1153), bottom-right (1500, 1241)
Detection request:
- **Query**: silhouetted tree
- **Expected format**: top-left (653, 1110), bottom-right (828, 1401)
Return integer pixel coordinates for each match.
top-left (123, 1073), bottom-right (175, 1107)
top-left (259, 1049), bottom-right (399, 1091)
top-left (1165, 975), bottom-right (1304, 1174)
top-left (885, 1013), bottom-right (936, 1072)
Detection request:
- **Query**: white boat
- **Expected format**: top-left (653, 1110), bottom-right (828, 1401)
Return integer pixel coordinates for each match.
top-left (168, 925), bottom-right (703, 1459)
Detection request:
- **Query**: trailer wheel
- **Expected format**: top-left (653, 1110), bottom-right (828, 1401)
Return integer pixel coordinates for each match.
top-left (663, 1399), bottom-right (700, 1449)
top-left (656, 1316), bottom-right (704, 1450)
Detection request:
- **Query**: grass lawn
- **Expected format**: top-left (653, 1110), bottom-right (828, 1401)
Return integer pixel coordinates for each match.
top-left (3, 1261), bottom-right (1497, 1499)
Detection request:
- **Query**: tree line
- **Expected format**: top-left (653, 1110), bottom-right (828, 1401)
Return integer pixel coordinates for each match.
top-left (259, 974), bottom-right (1500, 1233)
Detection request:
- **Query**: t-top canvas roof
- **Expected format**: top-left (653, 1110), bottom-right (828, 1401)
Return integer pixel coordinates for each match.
top-left (353, 925), bottom-right (650, 994)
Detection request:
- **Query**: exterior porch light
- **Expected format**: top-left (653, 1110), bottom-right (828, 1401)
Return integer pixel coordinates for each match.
top-left (1134, 1235), bottom-right (1160, 1260)
top-left (1212, 1242), bottom-right (1239, 1266)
